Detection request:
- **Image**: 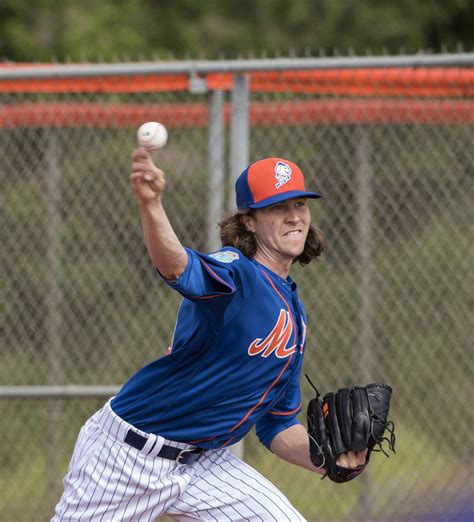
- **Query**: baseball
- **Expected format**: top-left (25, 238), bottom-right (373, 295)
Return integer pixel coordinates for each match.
top-left (137, 121), bottom-right (168, 151)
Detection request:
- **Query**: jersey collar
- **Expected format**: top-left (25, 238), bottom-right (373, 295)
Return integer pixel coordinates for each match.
top-left (251, 258), bottom-right (297, 291)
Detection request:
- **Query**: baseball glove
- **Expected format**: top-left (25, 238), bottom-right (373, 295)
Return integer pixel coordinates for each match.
top-left (306, 375), bottom-right (395, 483)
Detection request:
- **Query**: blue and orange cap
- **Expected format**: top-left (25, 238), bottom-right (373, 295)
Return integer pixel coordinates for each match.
top-left (235, 157), bottom-right (321, 210)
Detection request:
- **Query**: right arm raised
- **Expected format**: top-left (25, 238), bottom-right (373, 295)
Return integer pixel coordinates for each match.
top-left (130, 147), bottom-right (188, 281)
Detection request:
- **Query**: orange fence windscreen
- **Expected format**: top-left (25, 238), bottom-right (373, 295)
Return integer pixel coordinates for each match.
top-left (1, 99), bottom-right (473, 129)
top-left (1, 65), bottom-right (473, 128)
top-left (0, 66), bottom-right (473, 97)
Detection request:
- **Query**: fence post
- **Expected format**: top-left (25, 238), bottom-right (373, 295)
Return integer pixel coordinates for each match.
top-left (229, 74), bottom-right (249, 210)
top-left (207, 90), bottom-right (225, 252)
top-left (44, 129), bottom-right (63, 507)
top-left (228, 74), bottom-right (250, 459)
top-left (355, 125), bottom-right (375, 521)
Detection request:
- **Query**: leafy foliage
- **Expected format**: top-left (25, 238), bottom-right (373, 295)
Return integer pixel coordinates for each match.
top-left (0, 0), bottom-right (473, 61)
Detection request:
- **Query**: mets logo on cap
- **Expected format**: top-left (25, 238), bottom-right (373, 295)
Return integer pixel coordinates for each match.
top-left (274, 161), bottom-right (292, 189)
top-left (235, 156), bottom-right (321, 210)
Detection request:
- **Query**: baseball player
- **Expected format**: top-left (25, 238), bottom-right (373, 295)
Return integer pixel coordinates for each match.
top-left (52, 151), bottom-right (367, 521)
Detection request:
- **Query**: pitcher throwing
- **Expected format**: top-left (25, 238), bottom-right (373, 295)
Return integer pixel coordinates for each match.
top-left (52, 151), bottom-right (391, 521)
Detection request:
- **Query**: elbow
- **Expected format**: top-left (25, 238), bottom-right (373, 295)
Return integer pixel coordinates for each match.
top-left (153, 252), bottom-right (188, 282)
top-left (159, 268), bottom-right (183, 283)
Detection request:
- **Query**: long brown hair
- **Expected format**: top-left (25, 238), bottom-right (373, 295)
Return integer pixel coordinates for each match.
top-left (218, 209), bottom-right (324, 266)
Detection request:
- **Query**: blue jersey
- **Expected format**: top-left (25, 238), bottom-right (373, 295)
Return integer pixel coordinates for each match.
top-left (111, 247), bottom-right (309, 450)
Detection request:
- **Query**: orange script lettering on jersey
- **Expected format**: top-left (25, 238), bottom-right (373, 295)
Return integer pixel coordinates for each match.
top-left (248, 309), bottom-right (297, 358)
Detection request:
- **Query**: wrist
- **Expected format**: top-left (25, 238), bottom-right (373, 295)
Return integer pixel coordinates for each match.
top-left (137, 196), bottom-right (163, 212)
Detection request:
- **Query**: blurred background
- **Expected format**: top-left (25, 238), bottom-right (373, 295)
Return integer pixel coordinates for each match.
top-left (1, 1), bottom-right (473, 521)
top-left (1, 0), bottom-right (474, 61)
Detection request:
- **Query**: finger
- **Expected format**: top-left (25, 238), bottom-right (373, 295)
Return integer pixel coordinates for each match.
top-left (131, 164), bottom-right (165, 184)
top-left (131, 158), bottom-right (153, 172)
top-left (336, 449), bottom-right (368, 471)
top-left (132, 147), bottom-right (155, 167)
top-left (346, 451), bottom-right (358, 468)
top-left (131, 161), bottom-right (155, 174)
top-left (355, 449), bottom-right (368, 466)
top-left (130, 172), bottom-right (151, 184)
top-left (336, 454), bottom-right (349, 468)
top-left (130, 172), bottom-right (162, 190)
top-left (132, 147), bottom-right (153, 162)
top-left (342, 450), bottom-right (360, 468)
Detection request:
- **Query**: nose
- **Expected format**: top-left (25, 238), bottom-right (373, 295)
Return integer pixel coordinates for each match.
top-left (285, 209), bottom-right (300, 223)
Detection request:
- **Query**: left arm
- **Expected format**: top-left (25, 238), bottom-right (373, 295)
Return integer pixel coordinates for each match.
top-left (270, 424), bottom-right (367, 473)
top-left (270, 424), bottom-right (324, 474)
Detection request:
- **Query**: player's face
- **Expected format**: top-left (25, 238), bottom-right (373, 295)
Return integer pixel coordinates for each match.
top-left (247, 198), bottom-right (311, 264)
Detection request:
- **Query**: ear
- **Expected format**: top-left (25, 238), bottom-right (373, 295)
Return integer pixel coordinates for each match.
top-left (243, 213), bottom-right (256, 233)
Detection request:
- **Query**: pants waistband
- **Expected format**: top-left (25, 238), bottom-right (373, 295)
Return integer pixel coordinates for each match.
top-left (94, 400), bottom-right (201, 461)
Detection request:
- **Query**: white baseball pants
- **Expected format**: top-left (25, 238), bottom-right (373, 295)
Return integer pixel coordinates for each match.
top-left (52, 401), bottom-right (306, 521)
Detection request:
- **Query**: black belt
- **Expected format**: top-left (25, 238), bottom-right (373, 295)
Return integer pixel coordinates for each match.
top-left (124, 429), bottom-right (204, 465)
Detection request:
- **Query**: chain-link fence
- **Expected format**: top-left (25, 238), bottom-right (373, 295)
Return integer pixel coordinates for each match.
top-left (1, 55), bottom-right (473, 521)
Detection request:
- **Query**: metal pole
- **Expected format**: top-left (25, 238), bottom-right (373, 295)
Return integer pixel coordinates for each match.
top-left (0, 386), bottom-right (120, 399)
top-left (229, 74), bottom-right (249, 210)
top-left (228, 74), bottom-right (249, 459)
top-left (44, 129), bottom-right (63, 508)
top-left (207, 90), bottom-right (225, 251)
top-left (1, 53), bottom-right (473, 79)
top-left (356, 125), bottom-right (374, 521)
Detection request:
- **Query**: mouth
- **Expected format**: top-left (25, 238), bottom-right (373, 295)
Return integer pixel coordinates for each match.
top-left (283, 230), bottom-right (302, 237)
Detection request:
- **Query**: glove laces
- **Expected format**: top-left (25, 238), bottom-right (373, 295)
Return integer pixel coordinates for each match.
top-left (371, 419), bottom-right (396, 456)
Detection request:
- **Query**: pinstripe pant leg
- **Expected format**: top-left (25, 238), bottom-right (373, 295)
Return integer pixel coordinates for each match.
top-left (167, 448), bottom-right (306, 522)
top-left (51, 416), bottom-right (189, 522)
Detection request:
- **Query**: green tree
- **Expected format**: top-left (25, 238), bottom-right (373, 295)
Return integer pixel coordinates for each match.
top-left (0, 0), bottom-right (472, 62)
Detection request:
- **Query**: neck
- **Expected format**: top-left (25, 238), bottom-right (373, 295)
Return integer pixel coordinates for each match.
top-left (253, 251), bottom-right (292, 279)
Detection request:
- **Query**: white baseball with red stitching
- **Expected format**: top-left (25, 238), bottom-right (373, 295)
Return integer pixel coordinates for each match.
top-left (137, 121), bottom-right (168, 151)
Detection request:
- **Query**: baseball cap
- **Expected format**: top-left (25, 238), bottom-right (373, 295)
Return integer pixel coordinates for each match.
top-left (235, 157), bottom-right (321, 210)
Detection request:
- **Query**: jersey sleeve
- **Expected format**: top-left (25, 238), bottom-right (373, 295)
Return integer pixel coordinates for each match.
top-left (256, 376), bottom-right (303, 449)
top-left (163, 247), bottom-right (255, 308)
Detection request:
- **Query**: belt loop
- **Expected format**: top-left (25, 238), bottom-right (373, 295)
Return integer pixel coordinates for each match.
top-left (147, 435), bottom-right (165, 458)
top-left (139, 434), bottom-right (155, 455)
